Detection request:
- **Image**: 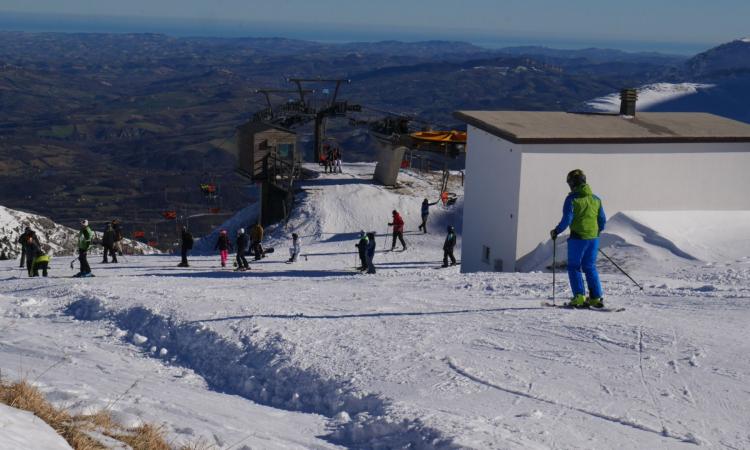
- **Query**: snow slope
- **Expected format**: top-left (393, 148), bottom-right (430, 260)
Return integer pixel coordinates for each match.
top-left (0, 403), bottom-right (72, 450)
top-left (0, 205), bottom-right (158, 259)
top-left (1, 163), bottom-right (749, 449)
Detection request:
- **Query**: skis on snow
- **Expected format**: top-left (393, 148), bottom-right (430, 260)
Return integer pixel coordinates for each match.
top-left (542, 302), bottom-right (625, 312)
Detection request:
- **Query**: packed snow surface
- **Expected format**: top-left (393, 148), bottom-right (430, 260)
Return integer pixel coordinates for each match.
top-left (586, 83), bottom-right (715, 112)
top-left (1, 164), bottom-right (750, 449)
top-left (0, 403), bottom-right (73, 450)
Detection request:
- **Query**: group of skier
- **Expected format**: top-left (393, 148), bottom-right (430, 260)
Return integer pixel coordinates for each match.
top-left (322, 145), bottom-right (343, 174)
top-left (13, 169), bottom-right (606, 308)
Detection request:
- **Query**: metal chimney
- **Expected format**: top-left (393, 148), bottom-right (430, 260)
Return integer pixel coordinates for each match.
top-left (620, 88), bottom-right (637, 116)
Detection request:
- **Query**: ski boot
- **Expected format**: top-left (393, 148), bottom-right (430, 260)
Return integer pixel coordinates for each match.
top-left (586, 297), bottom-right (604, 309)
top-left (568, 294), bottom-right (588, 308)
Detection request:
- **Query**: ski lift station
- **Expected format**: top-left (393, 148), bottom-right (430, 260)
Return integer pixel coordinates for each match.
top-left (455, 92), bottom-right (750, 273)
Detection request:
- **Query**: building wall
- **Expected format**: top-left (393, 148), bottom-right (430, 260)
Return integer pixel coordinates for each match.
top-left (461, 126), bottom-right (522, 273)
top-left (237, 127), bottom-right (296, 179)
top-left (514, 141), bottom-right (750, 267)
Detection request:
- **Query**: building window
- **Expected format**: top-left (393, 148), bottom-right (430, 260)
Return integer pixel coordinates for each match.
top-left (482, 246), bottom-right (490, 264)
top-left (278, 143), bottom-right (294, 158)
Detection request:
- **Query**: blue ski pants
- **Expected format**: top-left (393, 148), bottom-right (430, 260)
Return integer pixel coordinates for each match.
top-left (567, 238), bottom-right (603, 299)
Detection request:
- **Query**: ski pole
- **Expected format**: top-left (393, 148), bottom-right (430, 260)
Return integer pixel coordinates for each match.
top-left (598, 248), bottom-right (643, 291)
top-left (551, 236), bottom-right (557, 305)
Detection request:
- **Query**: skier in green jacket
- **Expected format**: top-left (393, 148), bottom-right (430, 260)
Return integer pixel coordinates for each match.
top-left (75, 219), bottom-right (94, 277)
top-left (550, 169), bottom-right (606, 308)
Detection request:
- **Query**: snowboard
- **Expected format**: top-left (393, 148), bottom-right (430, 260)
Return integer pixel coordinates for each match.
top-left (249, 247), bottom-right (275, 256)
top-left (542, 301), bottom-right (624, 312)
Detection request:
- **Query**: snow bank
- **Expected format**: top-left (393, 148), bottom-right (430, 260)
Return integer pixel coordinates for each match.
top-left (0, 403), bottom-right (72, 450)
top-left (517, 210), bottom-right (750, 272)
top-left (586, 83), bottom-right (715, 112)
top-left (64, 297), bottom-right (457, 449)
top-left (0, 205), bottom-right (158, 259)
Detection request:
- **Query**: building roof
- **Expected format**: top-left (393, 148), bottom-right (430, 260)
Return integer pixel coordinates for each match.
top-left (453, 111), bottom-right (750, 144)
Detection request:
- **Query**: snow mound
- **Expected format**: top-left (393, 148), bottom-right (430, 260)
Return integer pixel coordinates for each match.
top-left (0, 205), bottom-right (158, 259)
top-left (586, 83), bottom-right (715, 112)
top-left (192, 203), bottom-right (259, 254)
top-left (741, 37), bottom-right (750, 43)
top-left (518, 210), bottom-right (750, 272)
top-left (606, 211), bottom-right (750, 262)
top-left (0, 403), bottom-right (73, 450)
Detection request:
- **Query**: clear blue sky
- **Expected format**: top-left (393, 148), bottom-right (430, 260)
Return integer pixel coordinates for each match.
top-left (2, 0), bottom-right (748, 48)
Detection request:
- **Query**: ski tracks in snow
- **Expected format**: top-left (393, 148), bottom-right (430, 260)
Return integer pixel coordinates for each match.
top-left (445, 357), bottom-right (701, 445)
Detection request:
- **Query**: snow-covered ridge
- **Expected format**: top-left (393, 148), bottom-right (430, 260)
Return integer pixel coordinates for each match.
top-left (518, 210), bottom-right (750, 272)
top-left (740, 37), bottom-right (750, 43)
top-left (0, 205), bottom-right (158, 259)
top-left (586, 83), bottom-right (715, 112)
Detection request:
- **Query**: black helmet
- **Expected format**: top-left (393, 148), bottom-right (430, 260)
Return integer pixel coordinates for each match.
top-left (447, 225), bottom-right (454, 232)
top-left (292, 233), bottom-right (298, 239)
top-left (566, 169), bottom-right (586, 189)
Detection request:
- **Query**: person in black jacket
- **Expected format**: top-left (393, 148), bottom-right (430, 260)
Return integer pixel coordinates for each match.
top-left (102, 223), bottom-right (117, 263)
top-left (366, 232), bottom-right (376, 274)
top-left (235, 228), bottom-right (250, 271)
top-left (18, 226), bottom-right (36, 269)
top-left (214, 230), bottom-right (232, 267)
top-left (20, 228), bottom-right (40, 276)
top-left (355, 231), bottom-right (368, 272)
top-left (111, 219), bottom-right (124, 257)
top-left (178, 226), bottom-right (193, 267)
top-left (442, 225), bottom-right (457, 267)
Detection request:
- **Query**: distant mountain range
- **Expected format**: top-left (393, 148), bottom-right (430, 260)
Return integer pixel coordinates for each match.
top-left (1, 32), bottom-right (748, 235)
top-left (586, 38), bottom-right (750, 123)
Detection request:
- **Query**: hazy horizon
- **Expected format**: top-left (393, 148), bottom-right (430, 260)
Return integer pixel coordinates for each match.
top-left (0, 9), bottom-right (730, 55)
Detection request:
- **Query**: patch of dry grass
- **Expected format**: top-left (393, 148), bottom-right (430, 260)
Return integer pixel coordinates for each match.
top-left (0, 374), bottom-right (212, 450)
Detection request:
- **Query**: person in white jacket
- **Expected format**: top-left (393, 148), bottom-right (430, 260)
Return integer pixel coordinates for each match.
top-left (287, 233), bottom-right (301, 263)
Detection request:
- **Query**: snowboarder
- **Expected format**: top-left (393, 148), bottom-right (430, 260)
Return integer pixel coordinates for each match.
top-left (418, 198), bottom-right (439, 233)
top-left (366, 232), bottom-right (376, 274)
top-left (388, 210), bottom-right (406, 251)
top-left (287, 233), bottom-right (301, 263)
top-left (442, 225), bottom-right (457, 267)
top-left (101, 223), bottom-right (117, 263)
top-left (19, 227), bottom-right (39, 276)
top-left (178, 226), bottom-right (193, 267)
top-left (214, 230), bottom-right (231, 267)
top-left (74, 219), bottom-right (94, 277)
top-left (355, 231), bottom-right (368, 271)
top-left (550, 169), bottom-right (607, 308)
top-left (250, 223), bottom-right (264, 260)
top-left (235, 228), bottom-right (250, 271)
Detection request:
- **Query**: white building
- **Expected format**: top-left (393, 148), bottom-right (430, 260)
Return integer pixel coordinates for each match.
top-left (454, 110), bottom-right (750, 273)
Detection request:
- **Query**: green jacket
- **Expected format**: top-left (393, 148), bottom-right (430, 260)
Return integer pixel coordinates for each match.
top-left (554, 184), bottom-right (607, 240)
top-left (78, 226), bottom-right (93, 250)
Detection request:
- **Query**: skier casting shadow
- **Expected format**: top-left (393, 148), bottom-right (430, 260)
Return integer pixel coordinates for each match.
top-left (550, 169), bottom-right (607, 308)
